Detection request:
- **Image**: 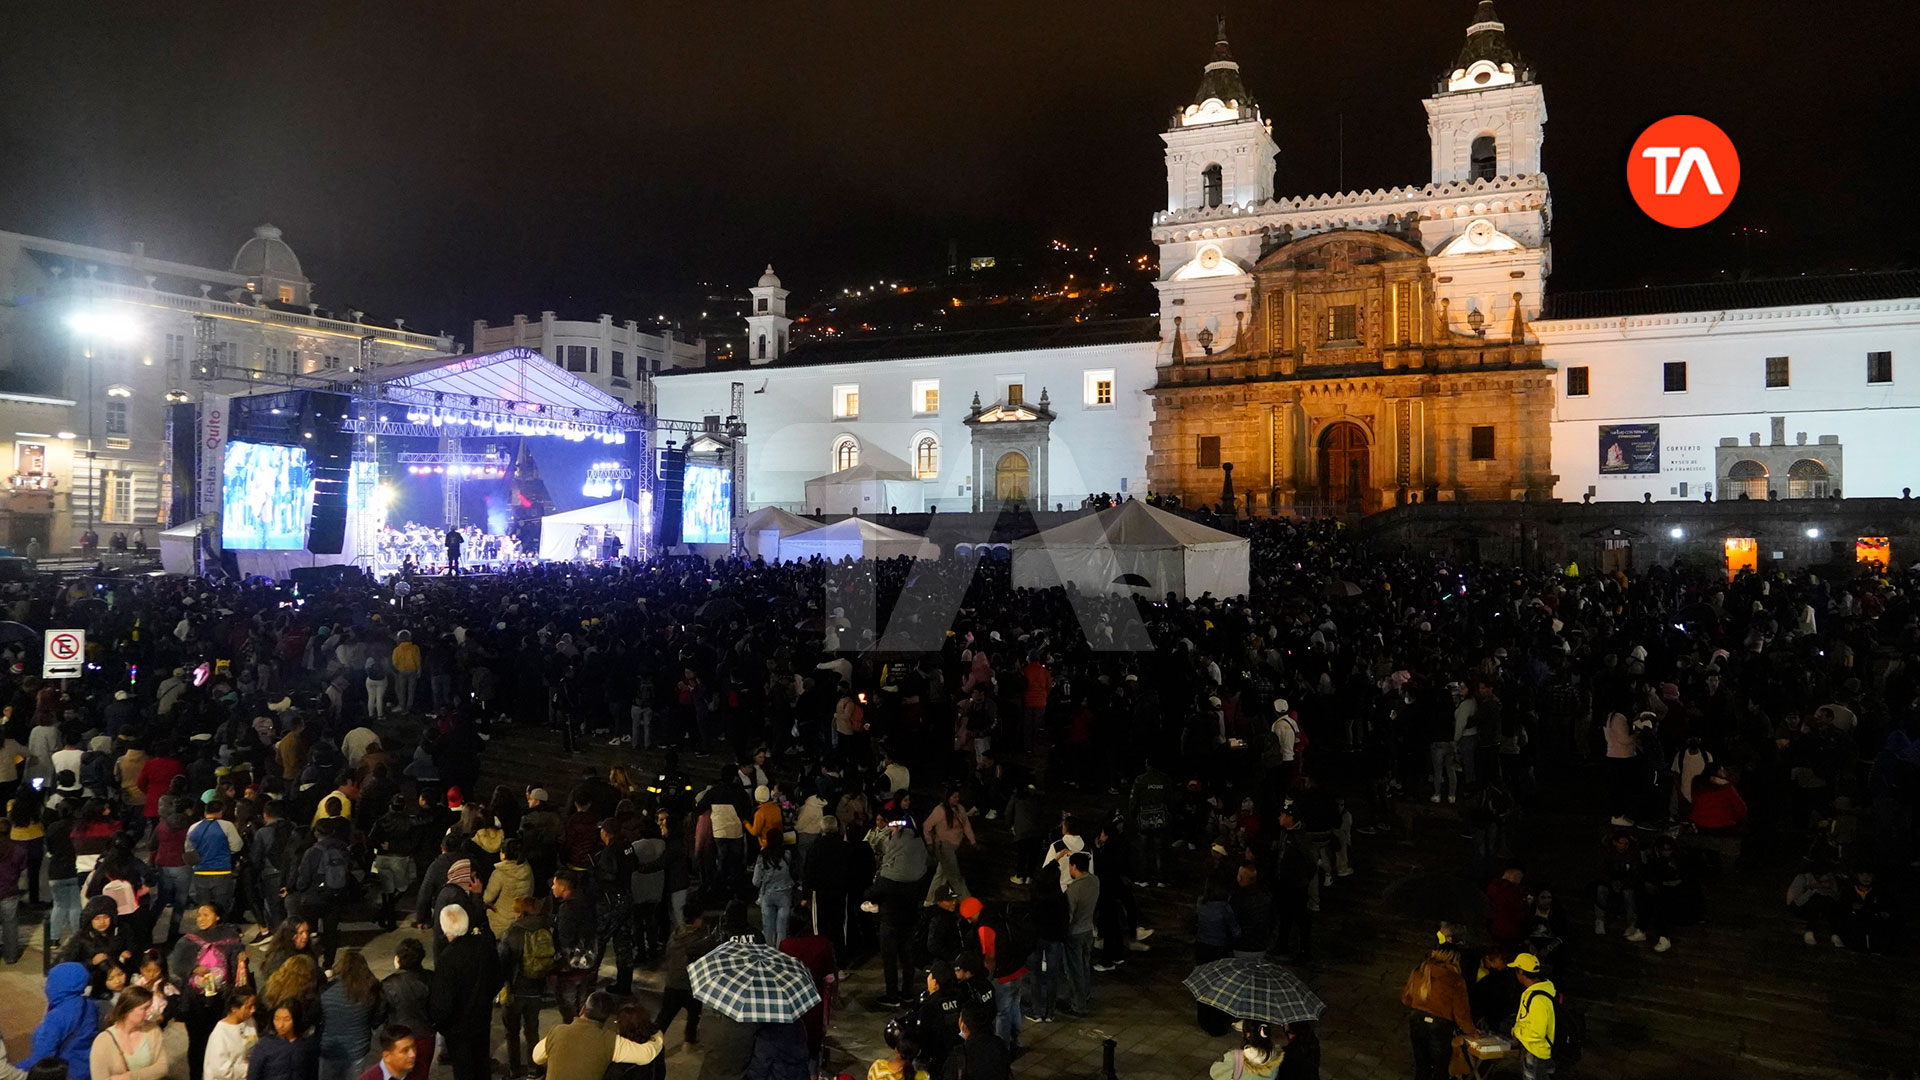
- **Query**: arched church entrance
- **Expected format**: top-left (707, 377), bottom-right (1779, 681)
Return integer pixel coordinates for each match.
top-left (1319, 421), bottom-right (1370, 510)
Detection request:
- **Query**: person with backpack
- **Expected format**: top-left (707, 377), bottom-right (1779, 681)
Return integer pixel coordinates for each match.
top-left (248, 800), bottom-right (299, 938)
top-left (185, 798), bottom-right (243, 918)
top-left (958, 897), bottom-right (1030, 1053)
top-left (1511, 952), bottom-right (1559, 1078)
top-left (497, 896), bottom-right (556, 1078)
top-left (292, 817), bottom-right (356, 969)
top-left (167, 903), bottom-right (247, 1080)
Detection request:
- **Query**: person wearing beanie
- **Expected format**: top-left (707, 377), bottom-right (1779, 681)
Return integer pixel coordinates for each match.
top-left (746, 785), bottom-right (783, 849)
top-left (431, 858), bottom-right (488, 959)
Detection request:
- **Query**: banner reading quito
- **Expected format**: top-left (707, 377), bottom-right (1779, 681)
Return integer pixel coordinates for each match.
top-left (1599, 424), bottom-right (1660, 475)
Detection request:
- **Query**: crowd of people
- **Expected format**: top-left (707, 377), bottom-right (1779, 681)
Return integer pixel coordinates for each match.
top-left (0, 506), bottom-right (1912, 1080)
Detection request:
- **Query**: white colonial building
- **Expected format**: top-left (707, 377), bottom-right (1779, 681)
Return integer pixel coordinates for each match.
top-left (1536, 272), bottom-right (1920, 502)
top-left (653, 1), bottom-right (1920, 522)
top-left (0, 224), bottom-right (457, 547)
top-left (653, 321), bottom-right (1158, 513)
top-left (469, 311), bottom-right (704, 414)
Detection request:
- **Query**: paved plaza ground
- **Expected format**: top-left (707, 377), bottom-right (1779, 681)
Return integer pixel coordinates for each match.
top-left (1, 723), bottom-right (1911, 1080)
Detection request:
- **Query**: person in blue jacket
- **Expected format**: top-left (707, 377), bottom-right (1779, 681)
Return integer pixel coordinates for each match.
top-left (21, 963), bottom-right (96, 1080)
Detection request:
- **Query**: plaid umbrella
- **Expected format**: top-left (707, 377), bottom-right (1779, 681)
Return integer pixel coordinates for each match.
top-left (689, 937), bottom-right (823, 1023)
top-left (1183, 958), bottom-right (1325, 1026)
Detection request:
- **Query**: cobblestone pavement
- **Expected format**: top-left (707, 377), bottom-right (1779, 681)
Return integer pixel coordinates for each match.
top-left (2, 724), bottom-right (1910, 1080)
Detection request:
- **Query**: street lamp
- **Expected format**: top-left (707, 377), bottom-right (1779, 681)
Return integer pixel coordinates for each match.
top-left (68, 305), bottom-right (141, 546)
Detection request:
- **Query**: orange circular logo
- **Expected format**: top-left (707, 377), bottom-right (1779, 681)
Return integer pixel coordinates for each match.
top-left (1627, 115), bottom-right (1740, 228)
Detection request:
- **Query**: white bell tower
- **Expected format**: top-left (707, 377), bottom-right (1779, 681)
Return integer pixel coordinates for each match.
top-left (1422, 1), bottom-right (1546, 185)
top-left (745, 264), bottom-right (792, 365)
top-left (1160, 18), bottom-right (1278, 221)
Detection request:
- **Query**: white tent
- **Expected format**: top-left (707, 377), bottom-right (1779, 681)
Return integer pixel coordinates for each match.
top-left (775, 516), bottom-right (938, 563)
top-left (1011, 499), bottom-right (1250, 599)
top-left (538, 498), bottom-right (640, 561)
top-left (741, 506), bottom-right (820, 561)
top-left (159, 520), bottom-right (204, 575)
top-left (802, 449), bottom-right (923, 516)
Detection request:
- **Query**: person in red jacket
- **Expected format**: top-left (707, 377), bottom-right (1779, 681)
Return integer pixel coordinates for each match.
top-left (138, 743), bottom-right (185, 825)
top-left (1019, 657), bottom-right (1052, 755)
top-left (1485, 865), bottom-right (1530, 949)
top-left (1688, 766), bottom-right (1749, 832)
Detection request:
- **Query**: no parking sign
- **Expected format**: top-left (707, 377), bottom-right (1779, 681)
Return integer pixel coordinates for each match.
top-left (43, 629), bottom-right (85, 678)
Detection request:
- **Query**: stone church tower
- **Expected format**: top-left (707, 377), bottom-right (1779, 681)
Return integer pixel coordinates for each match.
top-left (1147, 3), bottom-right (1555, 514)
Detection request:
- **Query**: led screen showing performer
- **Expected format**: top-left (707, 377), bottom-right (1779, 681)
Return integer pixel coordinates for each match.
top-left (680, 464), bottom-right (732, 544)
top-left (222, 441), bottom-right (314, 549)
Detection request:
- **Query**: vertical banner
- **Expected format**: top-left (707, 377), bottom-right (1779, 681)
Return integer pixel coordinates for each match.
top-left (197, 393), bottom-right (230, 556)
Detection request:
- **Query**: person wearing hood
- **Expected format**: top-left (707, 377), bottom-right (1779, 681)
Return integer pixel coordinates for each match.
top-left (58, 896), bottom-right (130, 989)
top-left (483, 839), bottom-right (533, 937)
top-left (462, 816), bottom-right (505, 886)
top-left (22, 963), bottom-right (98, 1080)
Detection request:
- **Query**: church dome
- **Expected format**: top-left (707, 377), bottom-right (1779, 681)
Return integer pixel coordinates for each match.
top-left (231, 224), bottom-right (306, 284)
top-left (757, 264), bottom-right (782, 289)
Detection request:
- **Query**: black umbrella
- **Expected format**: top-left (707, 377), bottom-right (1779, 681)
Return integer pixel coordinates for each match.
top-left (697, 597), bottom-right (744, 620)
top-left (1112, 573), bottom-right (1152, 588)
top-left (0, 622), bottom-right (38, 648)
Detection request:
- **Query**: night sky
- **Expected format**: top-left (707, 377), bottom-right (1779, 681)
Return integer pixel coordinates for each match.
top-left (5, 1), bottom-right (1916, 338)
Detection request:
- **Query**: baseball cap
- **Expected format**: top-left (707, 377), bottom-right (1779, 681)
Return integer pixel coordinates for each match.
top-left (1510, 952), bottom-right (1543, 974)
top-left (528, 787), bottom-right (550, 802)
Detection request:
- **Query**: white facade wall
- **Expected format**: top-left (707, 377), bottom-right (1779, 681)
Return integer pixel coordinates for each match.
top-left (1539, 298), bottom-right (1920, 501)
top-left (471, 313), bottom-right (705, 415)
top-left (653, 340), bottom-right (1158, 512)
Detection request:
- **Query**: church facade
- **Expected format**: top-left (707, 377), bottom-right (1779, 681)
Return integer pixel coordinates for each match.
top-left (1146, 6), bottom-right (1557, 512)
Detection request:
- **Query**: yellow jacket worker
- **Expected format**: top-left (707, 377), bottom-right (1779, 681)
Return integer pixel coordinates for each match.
top-left (1511, 952), bottom-right (1557, 1078)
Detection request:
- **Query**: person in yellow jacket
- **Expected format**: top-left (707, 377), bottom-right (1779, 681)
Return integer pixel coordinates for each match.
top-left (1510, 952), bottom-right (1557, 1079)
top-left (390, 630), bottom-right (423, 715)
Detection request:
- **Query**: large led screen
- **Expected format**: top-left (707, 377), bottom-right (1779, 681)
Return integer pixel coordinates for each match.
top-left (681, 464), bottom-right (732, 544)
top-left (222, 441), bottom-right (314, 549)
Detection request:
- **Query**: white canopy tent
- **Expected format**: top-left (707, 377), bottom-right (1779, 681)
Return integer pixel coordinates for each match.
top-left (538, 498), bottom-right (641, 561)
top-left (159, 520), bottom-right (204, 575)
top-left (775, 516), bottom-right (938, 563)
top-left (1011, 499), bottom-right (1250, 599)
top-left (802, 450), bottom-right (923, 516)
top-left (741, 505), bottom-right (821, 561)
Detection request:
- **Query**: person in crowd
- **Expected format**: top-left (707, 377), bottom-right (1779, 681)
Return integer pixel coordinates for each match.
top-left (26, 964), bottom-right (98, 1080)
top-left (247, 1002), bottom-right (320, 1080)
top-left (263, 954), bottom-right (323, 1025)
top-left (867, 1021), bottom-right (925, 1080)
top-left (941, 1004), bottom-right (1010, 1080)
top-left (428, 905), bottom-right (503, 1080)
top-left (167, 902), bottom-right (246, 1080)
top-left (656, 905), bottom-right (715, 1047)
top-left (1208, 1022), bottom-right (1284, 1080)
top-left (88, 987), bottom-right (167, 1080)
top-left (753, 831), bottom-right (796, 948)
top-left (1400, 935), bottom-right (1479, 1080)
top-left (317, 950), bottom-right (381, 1080)
top-left (354, 1025), bottom-right (415, 1080)
top-left (377, 939), bottom-right (434, 1080)
top-left (202, 986), bottom-right (257, 1080)
top-left (485, 837), bottom-right (533, 937)
top-left (1511, 953), bottom-right (1558, 1079)
top-left (263, 918), bottom-right (323, 983)
top-left (1061, 851), bottom-right (1099, 1017)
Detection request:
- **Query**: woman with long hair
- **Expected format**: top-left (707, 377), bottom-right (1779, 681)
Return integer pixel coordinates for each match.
top-left (7, 784), bottom-right (46, 906)
top-left (317, 949), bottom-right (381, 1080)
top-left (866, 1020), bottom-right (925, 1080)
top-left (89, 986), bottom-right (170, 1080)
top-left (262, 917), bottom-right (322, 981)
top-left (247, 1001), bottom-right (320, 1080)
top-left (262, 953), bottom-right (322, 1022)
top-left (751, 831), bottom-right (794, 948)
top-left (483, 838), bottom-right (532, 936)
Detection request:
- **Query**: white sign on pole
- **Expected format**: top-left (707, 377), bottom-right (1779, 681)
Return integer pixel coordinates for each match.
top-left (43, 629), bottom-right (86, 679)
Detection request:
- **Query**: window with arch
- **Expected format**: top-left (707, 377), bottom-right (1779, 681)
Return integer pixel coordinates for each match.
top-left (1726, 459), bottom-right (1768, 500)
top-left (757, 334), bottom-right (768, 360)
top-left (831, 434), bottom-right (859, 472)
top-left (1201, 164), bottom-right (1224, 208)
top-left (913, 434), bottom-right (940, 479)
top-left (1787, 459), bottom-right (1831, 499)
top-left (1469, 135), bottom-right (1497, 181)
